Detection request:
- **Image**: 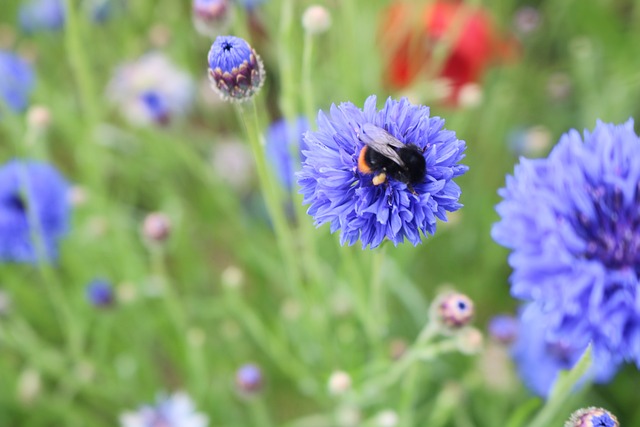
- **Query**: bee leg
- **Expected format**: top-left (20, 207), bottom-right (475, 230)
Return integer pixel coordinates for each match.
top-left (407, 184), bottom-right (418, 196)
top-left (372, 172), bottom-right (387, 186)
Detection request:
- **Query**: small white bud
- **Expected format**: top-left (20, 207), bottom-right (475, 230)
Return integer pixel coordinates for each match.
top-left (327, 370), bottom-right (352, 395)
top-left (302, 5), bottom-right (331, 35)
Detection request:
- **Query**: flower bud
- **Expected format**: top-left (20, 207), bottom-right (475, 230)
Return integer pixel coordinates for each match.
top-left (302, 5), bottom-right (331, 35)
top-left (193, 0), bottom-right (233, 38)
top-left (435, 292), bottom-right (474, 329)
top-left (26, 105), bottom-right (51, 130)
top-left (488, 315), bottom-right (518, 344)
top-left (565, 407), bottom-right (619, 427)
top-left (86, 279), bottom-right (114, 307)
top-left (207, 35), bottom-right (265, 101)
top-left (142, 212), bottom-right (172, 243)
top-left (327, 370), bottom-right (352, 396)
top-left (236, 363), bottom-right (262, 395)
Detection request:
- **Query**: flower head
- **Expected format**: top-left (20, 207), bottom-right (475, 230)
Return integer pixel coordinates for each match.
top-left (142, 212), bottom-right (172, 243)
top-left (19, 0), bottom-right (66, 33)
top-left (0, 51), bottom-right (35, 113)
top-left (266, 116), bottom-right (309, 190)
top-left (488, 314), bottom-right (518, 344)
top-left (511, 304), bottom-right (619, 398)
top-left (298, 95), bottom-right (467, 249)
top-left (380, 1), bottom-right (516, 105)
top-left (107, 52), bottom-right (195, 127)
top-left (18, 0), bottom-right (121, 32)
top-left (493, 120), bottom-right (640, 368)
top-left (193, 0), bottom-right (233, 38)
top-left (565, 407), bottom-right (619, 427)
top-left (86, 279), bottom-right (114, 307)
top-left (235, 363), bottom-right (262, 394)
top-left (120, 392), bottom-right (208, 427)
top-left (0, 160), bottom-right (70, 263)
top-left (207, 35), bottom-right (265, 101)
top-left (436, 292), bottom-right (474, 329)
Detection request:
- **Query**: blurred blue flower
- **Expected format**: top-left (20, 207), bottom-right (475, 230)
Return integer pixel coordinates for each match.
top-left (488, 314), bottom-right (518, 344)
top-left (266, 116), bottom-right (309, 190)
top-left (298, 95), bottom-right (468, 249)
top-left (493, 120), bottom-right (640, 369)
top-left (207, 35), bottom-right (264, 101)
top-left (511, 304), bottom-right (619, 398)
top-left (86, 279), bottom-right (114, 307)
top-left (0, 51), bottom-right (35, 113)
top-left (19, 0), bottom-right (123, 33)
top-left (107, 52), bottom-right (195, 127)
top-left (0, 160), bottom-right (70, 263)
top-left (120, 392), bottom-right (208, 427)
top-left (19, 0), bottom-right (66, 33)
top-left (235, 363), bottom-right (262, 394)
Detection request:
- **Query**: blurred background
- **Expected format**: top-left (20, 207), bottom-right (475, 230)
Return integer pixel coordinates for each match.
top-left (1, 0), bottom-right (640, 425)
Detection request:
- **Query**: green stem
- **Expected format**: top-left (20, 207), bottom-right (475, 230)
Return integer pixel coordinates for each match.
top-left (525, 346), bottom-right (593, 427)
top-left (369, 247), bottom-right (388, 340)
top-left (301, 32), bottom-right (316, 122)
top-left (235, 101), bottom-right (302, 292)
top-left (62, 0), bottom-right (99, 125)
top-left (248, 397), bottom-right (275, 427)
top-left (278, 0), bottom-right (297, 119)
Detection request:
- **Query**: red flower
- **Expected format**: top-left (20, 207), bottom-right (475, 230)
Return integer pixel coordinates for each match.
top-left (381, 1), bottom-right (517, 104)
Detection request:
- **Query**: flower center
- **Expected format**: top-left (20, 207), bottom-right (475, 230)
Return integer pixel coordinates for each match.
top-left (575, 183), bottom-right (640, 271)
top-left (222, 41), bottom-right (233, 51)
top-left (4, 193), bottom-right (26, 213)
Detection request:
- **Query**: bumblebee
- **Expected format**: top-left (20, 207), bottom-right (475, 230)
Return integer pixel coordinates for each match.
top-left (357, 123), bottom-right (426, 192)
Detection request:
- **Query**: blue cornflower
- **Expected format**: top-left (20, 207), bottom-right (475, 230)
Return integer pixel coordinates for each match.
top-left (0, 51), bottom-right (35, 113)
top-left (266, 117), bottom-right (309, 190)
top-left (493, 120), bottom-right (640, 368)
top-left (0, 160), bottom-right (70, 263)
top-left (120, 392), bottom-right (208, 427)
top-left (19, 0), bottom-right (122, 32)
top-left (298, 95), bottom-right (468, 249)
top-left (19, 0), bottom-right (66, 33)
top-left (107, 53), bottom-right (195, 127)
top-left (511, 304), bottom-right (619, 398)
top-left (86, 279), bottom-right (114, 307)
top-left (207, 35), bottom-right (264, 101)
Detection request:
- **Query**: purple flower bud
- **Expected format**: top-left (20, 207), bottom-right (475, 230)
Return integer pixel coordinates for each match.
top-left (235, 363), bottom-right (262, 394)
top-left (86, 279), bottom-right (114, 307)
top-left (488, 315), bottom-right (518, 344)
top-left (565, 407), bottom-right (618, 427)
top-left (207, 36), bottom-right (265, 101)
top-left (437, 293), bottom-right (474, 329)
top-left (193, 0), bottom-right (233, 38)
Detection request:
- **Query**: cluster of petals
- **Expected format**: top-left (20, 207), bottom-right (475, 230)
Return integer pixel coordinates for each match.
top-left (298, 95), bottom-right (467, 249)
top-left (493, 120), bottom-right (640, 375)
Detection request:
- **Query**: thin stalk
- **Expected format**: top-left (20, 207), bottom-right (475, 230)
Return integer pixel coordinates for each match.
top-left (235, 101), bottom-right (302, 292)
top-left (278, 0), bottom-right (297, 119)
top-left (301, 32), bottom-right (316, 122)
top-left (62, 0), bottom-right (99, 125)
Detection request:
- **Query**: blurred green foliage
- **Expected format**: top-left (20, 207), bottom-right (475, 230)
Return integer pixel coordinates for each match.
top-left (1, 0), bottom-right (640, 426)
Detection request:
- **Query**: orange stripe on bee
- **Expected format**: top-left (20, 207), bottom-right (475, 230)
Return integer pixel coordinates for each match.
top-left (357, 146), bottom-right (373, 174)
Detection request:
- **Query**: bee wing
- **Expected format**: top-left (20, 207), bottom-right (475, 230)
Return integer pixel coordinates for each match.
top-left (358, 123), bottom-right (405, 167)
